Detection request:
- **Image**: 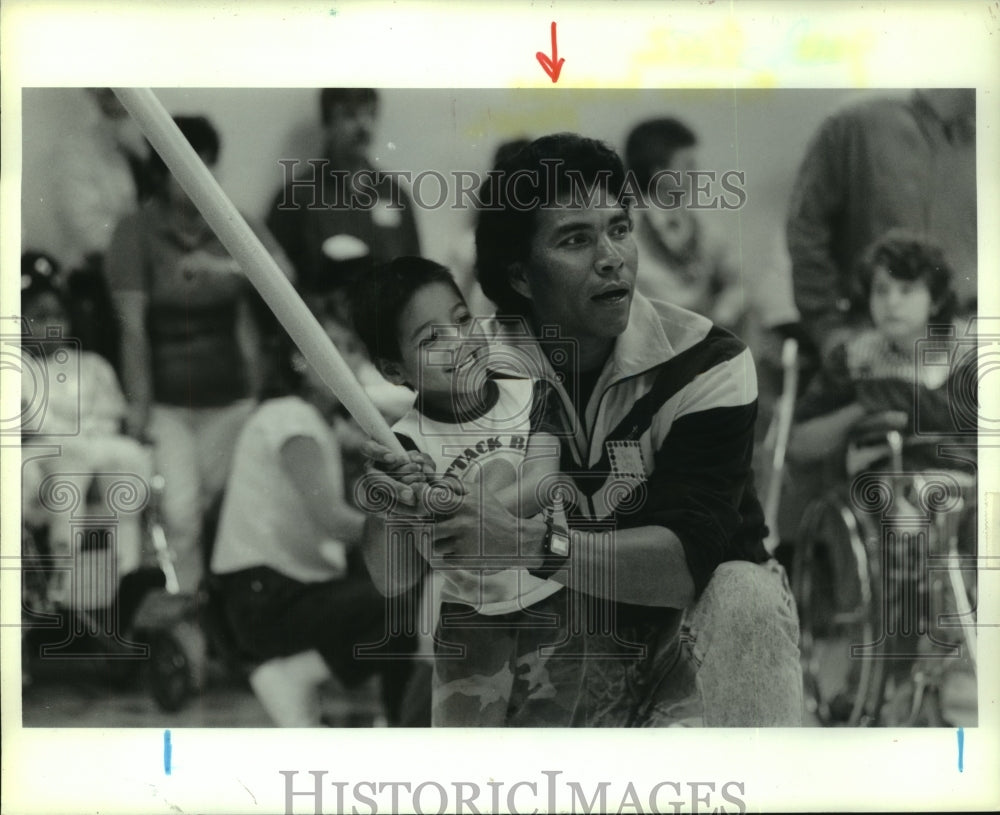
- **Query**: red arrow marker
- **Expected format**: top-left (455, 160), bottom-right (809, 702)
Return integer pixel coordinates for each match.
top-left (536, 21), bottom-right (565, 83)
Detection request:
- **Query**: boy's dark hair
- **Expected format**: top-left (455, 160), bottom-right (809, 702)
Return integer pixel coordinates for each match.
top-left (854, 229), bottom-right (957, 323)
top-left (348, 256), bottom-right (461, 363)
top-left (624, 118), bottom-right (698, 194)
top-left (319, 88), bottom-right (379, 125)
top-left (148, 115), bottom-right (221, 191)
top-left (475, 133), bottom-right (628, 320)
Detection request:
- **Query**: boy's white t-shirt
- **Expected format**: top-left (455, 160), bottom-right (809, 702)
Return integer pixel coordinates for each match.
top-left (392, 377), bottom-right (563, 616)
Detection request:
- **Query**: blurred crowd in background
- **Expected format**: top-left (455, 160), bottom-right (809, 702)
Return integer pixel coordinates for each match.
top-left (16, 86), bottom-right (977, 725)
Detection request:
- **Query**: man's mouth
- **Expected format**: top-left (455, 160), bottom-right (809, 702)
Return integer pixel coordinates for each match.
top-left (591, 283), bottom-right (631, 304)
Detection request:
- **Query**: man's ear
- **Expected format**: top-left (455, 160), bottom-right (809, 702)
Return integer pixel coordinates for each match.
top-left (507, 262), bottom-right (533, 301)
top-left (377, 358), bottom-right (408, 387)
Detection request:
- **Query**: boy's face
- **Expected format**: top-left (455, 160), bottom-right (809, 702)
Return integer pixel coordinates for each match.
top-left (384, 281), bottom-right (488, 405)
top-left (515, 190), bottom-right (638, 342)
top-left (869, 266), bottom-right (936, 347)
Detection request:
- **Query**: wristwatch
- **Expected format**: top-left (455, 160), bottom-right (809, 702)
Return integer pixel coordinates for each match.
top-left (528, 496), bottom-right (570, 579)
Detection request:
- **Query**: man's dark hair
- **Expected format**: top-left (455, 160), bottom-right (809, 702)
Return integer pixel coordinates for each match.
top-left (853, 229), bottom-right (957, 323)
top-left (319, 88), bottom-right (379, 125)
top-left (474, 133), bottom-right (628, 320)
top-left (148, 115), bottom-right (221, 191)
top-left (624, 118), bottom-right (698, 194)
top-left (348, 256), bottom-right (461, 363)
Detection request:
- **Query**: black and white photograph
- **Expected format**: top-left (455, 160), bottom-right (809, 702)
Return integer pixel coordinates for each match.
top-left (2, 2), bottom-right (998, 814)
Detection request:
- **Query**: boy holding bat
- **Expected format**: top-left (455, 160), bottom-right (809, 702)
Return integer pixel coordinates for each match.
top-left (349, 256), bottom-right (584, 726)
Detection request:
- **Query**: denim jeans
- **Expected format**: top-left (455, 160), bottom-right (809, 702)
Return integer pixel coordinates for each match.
top-left (576, 559), bottom-right (803, 727)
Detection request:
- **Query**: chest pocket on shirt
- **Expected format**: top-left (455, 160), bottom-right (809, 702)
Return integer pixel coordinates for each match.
top-left (586, 440), bottom-right (649, 519)
top-left (606, 439), bottom-right (647, 479)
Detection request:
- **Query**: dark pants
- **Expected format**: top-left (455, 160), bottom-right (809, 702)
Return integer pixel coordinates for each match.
top-left (215, 564), bottom-right (421, 724)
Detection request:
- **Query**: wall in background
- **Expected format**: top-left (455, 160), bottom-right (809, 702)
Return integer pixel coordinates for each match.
top-left (21, 87), bottom-right (909, 325)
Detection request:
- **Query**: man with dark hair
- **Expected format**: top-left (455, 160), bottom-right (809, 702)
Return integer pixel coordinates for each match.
top-left (622, 118), bottom-right (745, 331)
top-left (267, 88), bottom-right (421, 299)
top-left (364, 133), bottom-right (802, 727)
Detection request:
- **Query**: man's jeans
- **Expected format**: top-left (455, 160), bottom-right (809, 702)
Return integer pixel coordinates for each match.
top-left (574, 559), bottom-right (803, 726)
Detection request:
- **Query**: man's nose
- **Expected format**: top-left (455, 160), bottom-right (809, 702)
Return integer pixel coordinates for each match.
top-left (595, 233), bottom-right (625, 274)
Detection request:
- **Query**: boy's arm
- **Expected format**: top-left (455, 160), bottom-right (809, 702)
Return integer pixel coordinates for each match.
top-left (359, 437), bottom-right (437, 597)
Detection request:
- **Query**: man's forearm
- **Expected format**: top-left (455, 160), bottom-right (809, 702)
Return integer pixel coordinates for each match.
top-left (545, 523), bottom-right (696, 609)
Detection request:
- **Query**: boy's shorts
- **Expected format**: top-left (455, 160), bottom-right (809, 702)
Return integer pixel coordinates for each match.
top-left (431, 589), bottom-right (585, 726)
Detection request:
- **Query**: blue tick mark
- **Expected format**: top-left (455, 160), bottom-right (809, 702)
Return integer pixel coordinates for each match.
top-left (957, 727), bottom-right (964, 772)
top-left (164, 729), bottom-right (172, 775)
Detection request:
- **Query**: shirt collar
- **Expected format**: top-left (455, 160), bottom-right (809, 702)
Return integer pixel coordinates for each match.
top-left (484, 291), bottom-right (678, 388)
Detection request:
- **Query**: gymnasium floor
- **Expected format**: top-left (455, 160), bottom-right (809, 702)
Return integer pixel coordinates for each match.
top-left (19, 633), bottom-right (977, 729)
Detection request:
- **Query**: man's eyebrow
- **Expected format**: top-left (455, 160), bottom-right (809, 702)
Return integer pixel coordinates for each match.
top-left (550, 218), bottom-right (595, 237)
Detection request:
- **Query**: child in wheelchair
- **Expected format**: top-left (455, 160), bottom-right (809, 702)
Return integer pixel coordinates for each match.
top-left (785, 230), bottom-right (977, 725)
top-left (20, 252), bottom-right (153, 617)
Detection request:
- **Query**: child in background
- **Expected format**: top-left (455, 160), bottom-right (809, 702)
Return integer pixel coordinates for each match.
top-left (624, 118), bottom-right (746, 332)
top-left (20, 252), bottom-right (150, 603)
top-left (209, 314), bottom-right (417, 727)
top-left (349, 256), bottom-right (578, 727)
top-left (786, 231), bottom-right (977, 721)
top-left (788, 229), bottom-right (973, 469)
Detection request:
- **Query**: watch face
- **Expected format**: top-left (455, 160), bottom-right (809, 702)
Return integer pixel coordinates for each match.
top-left (549, 531), bottom-right (570, 557)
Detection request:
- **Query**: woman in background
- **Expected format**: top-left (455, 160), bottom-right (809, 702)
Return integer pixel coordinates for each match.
top-left (105, 114), bottom-right (294, 594)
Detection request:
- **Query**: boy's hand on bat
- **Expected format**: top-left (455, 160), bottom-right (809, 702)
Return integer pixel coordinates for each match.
top-left (360, 439), bottom-right (467, 511)
top-left (362, 440), bottom-right (436, 484)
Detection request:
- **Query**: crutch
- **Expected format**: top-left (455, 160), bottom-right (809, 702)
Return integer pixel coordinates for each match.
top-left (762, 338), bottom-right (798, 555)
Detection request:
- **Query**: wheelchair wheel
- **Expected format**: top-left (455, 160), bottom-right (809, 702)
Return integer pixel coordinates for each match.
top-left (148, 619), bottom-right (204, 713)
top-left (794, 495), bottom-right (887, 726)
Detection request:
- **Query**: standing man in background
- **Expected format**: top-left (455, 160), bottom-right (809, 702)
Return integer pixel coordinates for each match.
top-left (786, 89), bottom-right (976, 357)
top-left (267, 88), bottom-right (422, 305)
